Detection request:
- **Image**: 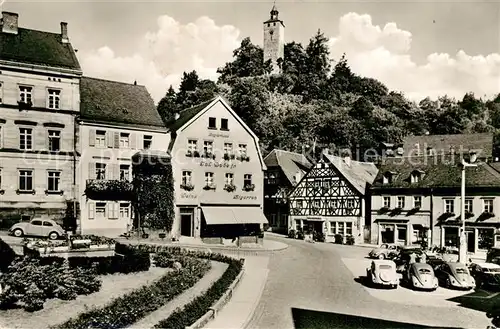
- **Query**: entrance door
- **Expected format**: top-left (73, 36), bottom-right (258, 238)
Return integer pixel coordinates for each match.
top-left (180, 213), bottom-right (193, 237)
top-left (466, 231), bottom-right (476, 253)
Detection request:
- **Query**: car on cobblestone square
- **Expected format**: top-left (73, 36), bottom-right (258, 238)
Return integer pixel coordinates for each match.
top-left (434, 262), bottom-right (475, 290)
top-left (404, 262), bottom-right (439, 291)
top-left (368, 243), bottom-right (401, 259)
top-left (366, 260), bottom-right (399, 289)
top-left (469, 262), bottom-right (500, 290)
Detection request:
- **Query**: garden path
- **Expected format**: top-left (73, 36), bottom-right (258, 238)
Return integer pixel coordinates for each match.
top-left (128, 261), bottom-right (228, 329)
top-left (0, 267), bottom-right (170, 329)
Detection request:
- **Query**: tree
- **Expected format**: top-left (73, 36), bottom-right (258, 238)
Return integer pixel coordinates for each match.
top-left (305, 29), bottom-right (331, 78)
top-left (331, 54), bottom-right (355, 93)
top-left (157, 86), bottom-right (178, 122)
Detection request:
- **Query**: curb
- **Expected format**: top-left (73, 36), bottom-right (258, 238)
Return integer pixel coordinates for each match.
top-left (241, 267), bottom-right (269, 329)
top-left (185, 263), bottom-right (246, 329)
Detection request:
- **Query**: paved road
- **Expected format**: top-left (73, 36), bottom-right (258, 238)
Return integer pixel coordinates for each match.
top-left (246, 236), bottom-right (494, 329)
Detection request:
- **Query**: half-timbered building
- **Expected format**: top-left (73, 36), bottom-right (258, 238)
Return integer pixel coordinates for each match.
top-left (288, 152), bottom-right (378, 244)
top-left (263, 149), bottom-right (312, 233)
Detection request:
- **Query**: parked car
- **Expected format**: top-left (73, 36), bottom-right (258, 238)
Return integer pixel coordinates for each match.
top-left (469, 262), bottom-right (500, 290)
top-left (9, 219), bottom-right (65, 240)
top-left (393, 246), bottom-right (424, 271)
top-left (434, 262), bottom-right (475, 290)
top-left (366, 259), bottom-right (399, 289)
top-left (487, 247), bottom-right (500, 265)
top-left (368, 243), bottom-right (401, 259)
top-left (404, 262), bottom-right (439, 291)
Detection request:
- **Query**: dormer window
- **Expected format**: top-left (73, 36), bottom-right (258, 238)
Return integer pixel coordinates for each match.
top-left (383, 171), bottom-right (396, 184)
top-left (410, 170), bottom-right (425, 183)
top-left (426, 147), bottom-right (434, 156)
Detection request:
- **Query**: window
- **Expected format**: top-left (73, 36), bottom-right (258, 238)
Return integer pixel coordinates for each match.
top-left (96, 163), bottom-right (106, 180)
top-left (484, 199), bottom-right (494, 213)
top-left (225, 173), bottom-right (234, 185)
top-left (31, 220), bottom-right (42, 226)
top-left (478, 228), bottom-right (494, 250)
top-left (224, 143), bottom-right (233, 155)
top-left (244, 174), bottom-right (252, 186)
top-left (47, 171), bottom-right (60, 192)
top-left (397, 196), bottom-right (405, 209)
top-left (444, 227), bottom-right (459, 247)
top-left (205, 172), bottom-right (214, 185)
top-left (330, 222), bottom-right (337, 235)
top-left (188, 139), bottom-right (198, 152)
top-left (383, 196), bottom-right (391, 208)
top-left (410, 173), bottom-right (420, 183)
top-left (347, 199), bottom-right (355, 209)
top-left (238, 144), bottom-right (247, 156)
top-left (203, 141), bottom-right (213, 154)
top-left (182, 171), bottom-right (192, 185)
top-left (19, 170), bottom-right (33, 191)
top-left (120, 164), bottom-right (130, 181)
top-left (96, 130), bottom-right (106, 148)
top-left (465, 199), bottom-right (473, 213)
top-left (346, 222), bottom-right (353, 235)
top-left (297, 200), bottom-right (303, 208)
top-left (338, 222), bottom-right (345, 235)
top-left (221, 118), bottom-right (229, 130)
top-left (48, 130), bottom-right (61, 152)
top-left (47, 89), bottom-right (61, 109)
top-left (43, 221), bottom-right (53, 227)
top-left (120, 203), bottom-right (130, 218)
top-left (444, 199), bottom-right (455, 214)
top-left (0, 82), bottom-right (3, 103)
top-left (414, 196), bottom-right (422, 209)
top-left (19, 86), bottom-right (32, 104)
top-left (143, 135), bottom-right (152, 149)
top-left (119, 133), bottom-right (130, 148)
top-left (19, 128), bottom-right (33, 150)
top-left (313, 200), bottom-right (320, 208)
top-left (95, 202), bottom-right (106, 218)
top-left (208, 117), bottom-right (216, 129)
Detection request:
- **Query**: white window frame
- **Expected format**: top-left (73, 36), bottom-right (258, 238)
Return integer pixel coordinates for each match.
top-left (483, 199), bottom-right (494, 213)
top-left (95, 130), bottom-right (106, 148)
top-left (203, 140), bottom-right (213, 154)
top-left (182, 171), bottom-right (192, 185)
top-left (48, 130), bottom-right (61, 152)
top-left (19, 85), bottom-right (32, 104)
top-left (119, 203), bottom-right (130, 218)
top-left (205, 172), bottom-right (214, 185)
top-left (444, 199), bottom-right (455, 214)
top-left (95, 202), bottom-right (107, 218)
top-left (119, 132), bottom-right (130, 148)
top-left (465, 198), bottom-right (473, 213)
top-left (187, 139), bottom-right (198, 152)
top-left (96, 163), bottom-right (106, 180)
top-left (244, 174), bottom-right (252, 186)
top-left (18, 170), bottom-right (33, 191)
top-left (410, 173), bottom-right (419, 183)
top-left (19, 127), bottom-right (33, 150)
top-left (225, 173), bottom-right (234, 185)
top-left (120, 164), bottom-right (130, 181)
top-left (224, 143), bottom-right (233, 154)
top-left (47, 171), bottom-right (61, 192)
top-left (383, 196), bottom-right (391, 208)
top-left (238, 144), bottom-right (248, 156)
top-left (143, 135), bottom-right (153, 149)
top-left (413, 196), bottom-right (422, 209)
top-left (397, 196), bottom-right (405, 209)
top-left (47, 88), bottom-right (61, 109)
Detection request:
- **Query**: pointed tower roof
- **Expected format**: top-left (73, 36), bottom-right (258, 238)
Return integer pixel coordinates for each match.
top-left (264, 2), bottom-right (284, 25)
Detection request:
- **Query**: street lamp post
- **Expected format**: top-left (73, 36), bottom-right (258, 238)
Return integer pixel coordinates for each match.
top-left (459, 158), bottom-right (477, 264)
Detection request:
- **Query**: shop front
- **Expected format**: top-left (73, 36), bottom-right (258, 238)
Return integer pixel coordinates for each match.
top-left (375, 219), bottom-right (430, 246)
top-left (440, 224), bottom-right (496, 257)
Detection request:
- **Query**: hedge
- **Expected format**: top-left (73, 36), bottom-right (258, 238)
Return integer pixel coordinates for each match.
top-left (153, 258), bottom-right (243, 329)
top-left (50, 256), bottom-right (211, 329)
top-left (38, 242), bottom-right (151, 275)
top-left (0, 237), bottom-right (16, 272)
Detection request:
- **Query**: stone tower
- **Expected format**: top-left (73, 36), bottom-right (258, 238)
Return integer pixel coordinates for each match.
top-left (263, 4), bottom-right (285, 74)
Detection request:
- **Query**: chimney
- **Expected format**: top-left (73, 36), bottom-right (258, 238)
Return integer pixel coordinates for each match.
top-left (60, 22), bottom-right (68, 43)
top-left (174, 112), bottom-right (180, 120)
top-left (2, 12), bottom-right (19, 35)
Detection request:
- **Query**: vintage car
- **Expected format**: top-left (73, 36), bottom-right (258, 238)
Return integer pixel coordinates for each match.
top-left (434, 262), bottom-right (475, 290)
top-left (366, 260), bottom-right (399, 288)
top-left (404, 262), bottom-right (439, 291)
top-left (469, 262), bottom-right (500, 290)
top-left (393, 246), bottom-right (424, 271)
top-left (487, 247), bottom-right (500, 265)
top-left (368, 243), bottom-right (401, 259)
top-left (9, 219), bottom-right (65, 240)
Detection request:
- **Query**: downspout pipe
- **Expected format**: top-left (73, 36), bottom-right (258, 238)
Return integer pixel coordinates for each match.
top-left (430, 187), bottom-right (434, 247)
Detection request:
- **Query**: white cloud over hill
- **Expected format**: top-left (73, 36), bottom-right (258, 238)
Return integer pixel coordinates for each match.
top-left (80, 12), bottom-right (500, 104)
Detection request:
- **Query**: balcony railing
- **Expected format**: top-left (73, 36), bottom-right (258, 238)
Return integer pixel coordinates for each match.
top-left (85, 179), bottom-right (133, 201)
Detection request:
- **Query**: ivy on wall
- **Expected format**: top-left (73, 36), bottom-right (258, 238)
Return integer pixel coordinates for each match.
top-left (132, 155), bottom-right (175, 232)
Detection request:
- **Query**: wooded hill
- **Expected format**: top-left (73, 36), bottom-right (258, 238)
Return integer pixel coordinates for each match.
top-left (157, 31), bottom-right (500, 161)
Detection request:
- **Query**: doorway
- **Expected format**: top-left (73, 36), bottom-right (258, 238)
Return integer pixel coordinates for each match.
top-left (466, 231), bottom-right (476, 253)
top-left (180, 213), bottom-right (193, 237)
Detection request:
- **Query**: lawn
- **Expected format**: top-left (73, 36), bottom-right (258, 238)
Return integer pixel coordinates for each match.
top-left (0, 267), bottom-right (170, 329)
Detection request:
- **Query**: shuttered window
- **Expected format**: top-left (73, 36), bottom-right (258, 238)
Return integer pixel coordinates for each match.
top-left (108, 202), bottom-right (119, 219)
top-left (88, 129), bottom-right (96, 147)
top-left (88, 202), bottom-right (95, 220)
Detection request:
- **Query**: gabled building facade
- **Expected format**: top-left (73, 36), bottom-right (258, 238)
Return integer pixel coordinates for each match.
top-left (165, 96), bottom-right (268, 240)
top-left (78, 77), bottom-right (169, 236)
top-left (0, 12), bottom-right (82, 228)
top-left (263, 149), bottom-right (312, 233)
top-left (371, 133), bottom-right (500, 257)
top-left (288, 152), bottom-right (378, 244)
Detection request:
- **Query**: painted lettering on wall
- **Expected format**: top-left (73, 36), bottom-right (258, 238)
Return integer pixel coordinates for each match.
top-left (200, 160), bottom-right (236, 169)
top-left (181, 193), bottom-right (197, 199)
top-left (233, 195), bottom-right (257, 201)
top-left (208, 132), bottom-right (230, 138)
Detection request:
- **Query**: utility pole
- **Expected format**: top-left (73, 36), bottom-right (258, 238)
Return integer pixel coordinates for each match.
top-left (459, 157), bottom-right (477, 263)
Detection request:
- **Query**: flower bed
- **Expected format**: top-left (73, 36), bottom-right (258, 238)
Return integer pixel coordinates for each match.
top-left (50, 256), bottom-right (211, 329)
top-left (0, 257), bottom-right (101, 312)
top-left (24, 235), bottom-right (116, 256)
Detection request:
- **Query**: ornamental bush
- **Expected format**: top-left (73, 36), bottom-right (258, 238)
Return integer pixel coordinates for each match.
top-left (0, 237), bottom-right (17, 272)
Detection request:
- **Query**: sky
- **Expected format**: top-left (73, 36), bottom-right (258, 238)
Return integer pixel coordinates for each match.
top-left (2, 0), bottom-right (499, 104)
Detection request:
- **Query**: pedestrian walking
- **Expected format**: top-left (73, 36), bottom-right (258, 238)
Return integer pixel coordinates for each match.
top-left (409, 252), bottom-right (417, 265)
top-left (419, 253), bottom-right (427, 263)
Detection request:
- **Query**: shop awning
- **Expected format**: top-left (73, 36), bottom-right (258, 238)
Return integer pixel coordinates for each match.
top-left (202, 207), bottom-right (268, 225)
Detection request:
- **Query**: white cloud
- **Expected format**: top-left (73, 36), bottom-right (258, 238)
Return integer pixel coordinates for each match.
top-left (79, 15), bottom-right (240, 103)
top-left (80, 12), bottom-right (499, 104)
top-left (329, 12), bottom-right (500, 101)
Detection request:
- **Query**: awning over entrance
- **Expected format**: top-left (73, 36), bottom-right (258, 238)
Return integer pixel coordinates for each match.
top-left (202, 207), bottom-right (268, 225)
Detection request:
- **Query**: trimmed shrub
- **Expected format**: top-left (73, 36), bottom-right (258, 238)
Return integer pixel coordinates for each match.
top-left (153, 258), bottom-right (243, 329)
top-left (0, 237), bottom-right (17, 272)
top-left (51, 258), bottom-right (211, 329)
